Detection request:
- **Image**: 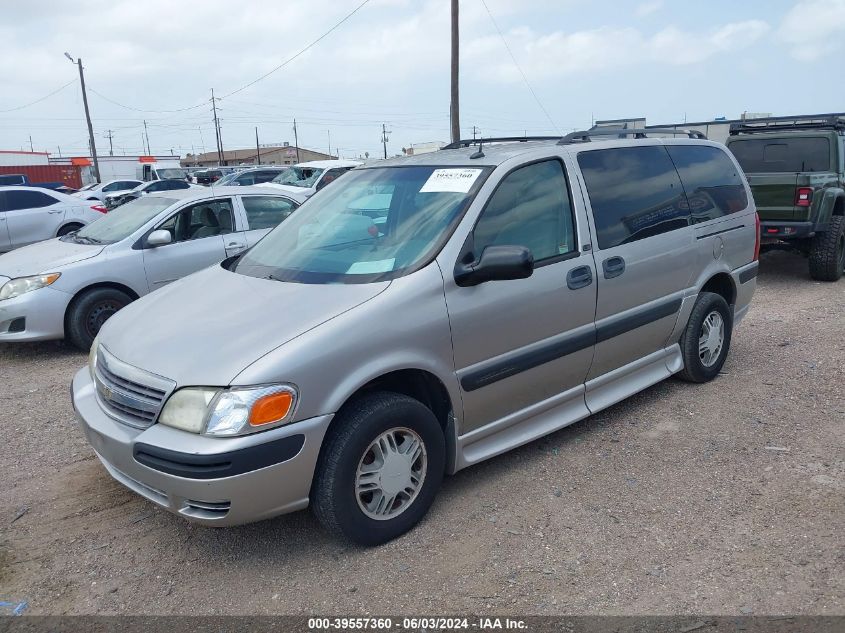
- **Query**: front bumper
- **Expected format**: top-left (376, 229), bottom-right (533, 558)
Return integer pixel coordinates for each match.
top-left (72, 367), bottom-right (333, 526)
top-left (0, 285), bottom-right (69, 342)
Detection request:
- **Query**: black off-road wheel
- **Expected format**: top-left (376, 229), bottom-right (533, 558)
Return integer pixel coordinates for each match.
top-left (809, 216), bottom-right (845, 282)
top-left (677, 292), bottom-right (733, 383)
top-left (312, 391), bottom-right (445, 546)
top-left (66, 288), bottom-right (132, 351)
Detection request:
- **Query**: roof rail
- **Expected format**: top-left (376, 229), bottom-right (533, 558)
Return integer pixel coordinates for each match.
top-left (729, 115), bottom-right (845, 135)
top-left (441, 136), bottom-right (560, 150)
top-left (558, 128), bottom-right (707, 145)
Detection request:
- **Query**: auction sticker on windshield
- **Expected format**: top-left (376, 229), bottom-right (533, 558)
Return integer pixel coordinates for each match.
top-left (419, 168), bottom-right (482, 193)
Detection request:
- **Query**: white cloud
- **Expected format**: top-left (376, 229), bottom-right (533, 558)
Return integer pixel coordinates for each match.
top-left (635, 1), bottom-right (663, 17)
top-left (779, 0), bottom-right (845, 60)
top-left (464, 20), bottom-right (771, 82)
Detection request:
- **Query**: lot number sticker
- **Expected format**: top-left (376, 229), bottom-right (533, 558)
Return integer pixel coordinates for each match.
top-left (420, 168), bottom-right (483, 193)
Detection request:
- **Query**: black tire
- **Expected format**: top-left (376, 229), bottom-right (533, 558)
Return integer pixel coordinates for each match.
top-left (57, 223), bottom-right (83, 237)
top-left (808, 215), bottom-right (845, 282)
top-left (312, 391), bottom-right (445, 546)
top-left (66, 288), bottom-right (132, 351)
top-left (677, 292), bottom-right (733, 383)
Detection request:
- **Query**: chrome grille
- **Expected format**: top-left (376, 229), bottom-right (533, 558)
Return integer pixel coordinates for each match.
top-left (94, 346), bottom-right (175, 429)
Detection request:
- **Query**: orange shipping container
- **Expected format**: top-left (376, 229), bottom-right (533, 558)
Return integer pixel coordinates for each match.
top-left (0, 164), bottom-right (83, 189)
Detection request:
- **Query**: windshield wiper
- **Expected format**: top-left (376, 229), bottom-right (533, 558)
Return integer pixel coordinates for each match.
top-left (74, 235), bottom-right (103, 245)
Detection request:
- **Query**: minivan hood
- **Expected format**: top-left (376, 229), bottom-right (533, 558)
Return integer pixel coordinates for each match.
top-left (0, 239), bottom-right (104, 278)
top-left (98, 264), bottom-right (389, 387)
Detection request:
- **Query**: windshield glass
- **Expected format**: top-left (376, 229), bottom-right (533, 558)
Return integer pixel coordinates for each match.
top-left (157, 168), bottom-right (187, 179)
top-left (729, 137), bottom-right (831, 173)
top-left (234, 166), bottom-right (490, 283)
top-left (215, 172), bottom-right (239, 186)
top-left (71, 196), bottom-right (177, 244)
top-left (272, 166), bottom-right (325, 188)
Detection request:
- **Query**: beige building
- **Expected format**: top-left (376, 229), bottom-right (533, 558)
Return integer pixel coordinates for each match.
top-left (183, 144), bottom-right (335, 167)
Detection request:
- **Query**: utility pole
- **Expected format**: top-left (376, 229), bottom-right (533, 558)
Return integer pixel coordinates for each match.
top-left (65, 53), bottom-right (101, 182)
top-left (327, 130), bottom-right (331, 157)
top-left (143, 120), bottom-right (151, 155)
top-left (381, 123), bottom-right (391, 159)
top-left (105, 129), bottom-right (114, 156)
top-left (29, 135), bottom-right (34, 152)
top-left (57, 146), bottom-right (62, 158)
top-left (211, 89), bottom-right (223, 166)
top-left (293, 119), bottom-right (301, 163)
top-left (450, 0), bottom-right (460, 144)
top-left (255, 127), bottom-right (261, 165)
top-left (472, 125), bottom-right (478, 140)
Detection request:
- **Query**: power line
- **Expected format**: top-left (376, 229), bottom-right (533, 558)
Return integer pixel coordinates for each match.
top-left (0, 79), bottom-right (76, 113)
top-left (219, 0), bottom-right (372, 99)
top-left (478, 0), bottom-right (560, 134)
top-left (87, 87), bottom-right (208, 113)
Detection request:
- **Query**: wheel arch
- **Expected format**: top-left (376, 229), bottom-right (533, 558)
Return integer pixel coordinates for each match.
top-left (63, 281), bottom-right (140, 333)
top-left (56, 221), bottom-right (85, 237)
top-left (700, 271), bottom-right (736, 307)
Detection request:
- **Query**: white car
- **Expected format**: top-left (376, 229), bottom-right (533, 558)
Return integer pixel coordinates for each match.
top-left (74, 179), bottom-right (143, 202)
top-left (105, 179), bottom-right (202, 209)
top-left (263, 159), bottom-right (361, 198)
top-left (0, 186), bottom-right (107, 253)
top-left (0, 186), bottom-right (306, 348)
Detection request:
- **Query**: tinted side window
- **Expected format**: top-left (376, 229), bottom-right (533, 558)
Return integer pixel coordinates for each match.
top-left (157, 199), bottom-right (234, 242)
top-left (728, 137), bottom-right (831, 173)
top-left (253, 171), bottom-right (280, 183)
top-left (166, 181), bottom-right (190, 190)
top-left (316, 168), bottom-right (349, 191)
top-left (578, 146), bottom-right (688, 249)
top-left (102, 182), bottom-right (122, 192)
top-left (667, 145), bottom-right (748, 222)
top-left (242, 196), bottom-right (298, 229)
top-left (473, 159), bottom-right (576, 262)
top-left (5, 190), bottom-right (59, 212)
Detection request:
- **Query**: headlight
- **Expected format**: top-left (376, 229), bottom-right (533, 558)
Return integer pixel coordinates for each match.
top-left (0, 273), bottom-right (61, 301)
top-left (159, 384), bottom-right (297, 437)
top-left (88, 336), bottom-right (99, 379)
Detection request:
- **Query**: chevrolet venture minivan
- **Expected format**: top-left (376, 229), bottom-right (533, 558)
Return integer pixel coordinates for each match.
top-left (73, 130), bottom-right (760, 545)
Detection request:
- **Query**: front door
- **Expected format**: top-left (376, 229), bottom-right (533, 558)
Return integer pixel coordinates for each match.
top-left (5, 189), bottom-right (66, 248)
top-left (443, 159), bottom-right (597, 433)
top-left (576, 145), bottom-right (694, 381)
top-left (142, 199), bottom-right (234, 289)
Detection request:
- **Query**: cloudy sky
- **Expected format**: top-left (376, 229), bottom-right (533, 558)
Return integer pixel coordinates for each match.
top-left (1, 0), bottom-right (844, 160)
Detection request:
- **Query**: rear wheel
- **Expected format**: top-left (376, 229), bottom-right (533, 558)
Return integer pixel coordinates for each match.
top-left (66, 288), bottom-right (132, 351)
top-left (809, 216), bottom-right (845, 281)
top-left (677, 292), bottom-right (733, 383)
top-left (57, 223), bottom-right (83, 237)
top-left (312, 391), bottom-right (445, 546)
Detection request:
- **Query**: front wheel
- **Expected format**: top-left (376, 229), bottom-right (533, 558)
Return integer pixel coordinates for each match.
top-left (677, 292), bottom-right (733, 383)
top-left (312, 391), bottom-right (445, 546)
top-left (66, 288), bottom-right (132, 351)
top-left (809, 216), bottom-right (845, 281)
top-left (57, 223), bottom-right (83, 237)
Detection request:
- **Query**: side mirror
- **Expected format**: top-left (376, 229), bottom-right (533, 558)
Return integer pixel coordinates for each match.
top-left (147, 230), bottom-right (173, 247)
top-left (454, 245), bottom-right (534, 287)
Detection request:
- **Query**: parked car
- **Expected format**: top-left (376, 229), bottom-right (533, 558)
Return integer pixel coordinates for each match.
top-left (216, 167), bottom-right (289, 187)
top-left (72, 179), bottom-right (143, 202)
top-left (0, 187), bottom-right (305, 349)
top-left (0, 186), bottom-right (106, 253)
top-left (105, 179), bottom-right (198, 209)
top-left (0, 173), bottom-right (68, 190)
top-left (195, 169), bottom-right (224, 185)
top-left (725, 114), bottom-right (845, 281)
top-left (71, 131), bottom-right (759, 545)
top-left (264, 159), bottom-right (360, 198)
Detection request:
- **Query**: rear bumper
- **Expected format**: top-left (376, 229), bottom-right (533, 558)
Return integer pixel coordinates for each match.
top-left (760, 221), bottom-right (814, 240)
top-left (72, 367), bottom-right (333, 526)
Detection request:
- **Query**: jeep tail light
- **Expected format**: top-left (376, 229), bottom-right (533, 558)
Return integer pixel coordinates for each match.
top-left (90, 205), bottom-right (107, 213)
top-left (794, 187), bottom-right (813, 207)
top-left (753, 213), bottom-right (760, 262)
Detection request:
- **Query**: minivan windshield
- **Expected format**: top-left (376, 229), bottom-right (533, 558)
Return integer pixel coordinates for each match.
top-left (272, 166), bottom-right (324, 188)
top-left (67, 196), bottom-right (177, 245)
top-left (234, 166), bottom-right (491, 283)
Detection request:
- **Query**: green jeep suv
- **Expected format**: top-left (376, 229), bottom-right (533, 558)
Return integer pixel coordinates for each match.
top-left (726, 115), bottom-right (845, 281)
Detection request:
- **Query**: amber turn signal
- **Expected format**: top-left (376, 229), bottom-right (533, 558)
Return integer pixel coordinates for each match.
top-left (249, 391), bottom-right (294, 426)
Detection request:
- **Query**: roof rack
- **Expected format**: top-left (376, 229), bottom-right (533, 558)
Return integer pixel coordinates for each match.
top-left (729, 114), bottom-right (845, 136)
top-left (441, 136), bottom-right (560, 150)
top-left (558, 128), bottom-right (707, 144)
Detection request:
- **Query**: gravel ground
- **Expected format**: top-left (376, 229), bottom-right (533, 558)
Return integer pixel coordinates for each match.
top-left (0, 250), bottom-right (842, 616)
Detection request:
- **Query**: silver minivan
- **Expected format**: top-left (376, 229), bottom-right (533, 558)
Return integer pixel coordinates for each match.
top-left (0, 186), bottom-right (304, 349)
top-left (72, 131), bottom-right (759, 545)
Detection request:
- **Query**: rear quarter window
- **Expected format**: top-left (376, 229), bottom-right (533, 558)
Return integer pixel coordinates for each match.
top-left (666, 145), bottom-right (749, 222)
top-left (578, 145), bottom-right (689, 249)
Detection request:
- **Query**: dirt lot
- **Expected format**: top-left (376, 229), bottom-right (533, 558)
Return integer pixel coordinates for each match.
top-left (0, 250), bottom-right (843, 616)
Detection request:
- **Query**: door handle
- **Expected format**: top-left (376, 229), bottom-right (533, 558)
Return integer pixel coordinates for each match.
top-left (226, 242), bottom-right (246, 249)
top-left (567, 265), bottom-right (593, 290)
top-left (47, 210), bottom-right (63, 214)
top-left (602, 256), bottom-right (626, 279)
